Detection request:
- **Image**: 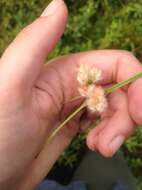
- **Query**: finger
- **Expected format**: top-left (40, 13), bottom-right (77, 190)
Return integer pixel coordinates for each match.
top-left (47, 50), bottom-right (142, 125)
top-left (86, 118), bottom-right (110, 151)
top-left (87, 90), bottom-right (135, 157)
top-left (0, 0), bottom-right (68, 89)
top-left (128, 79), bottom-right (142, 125)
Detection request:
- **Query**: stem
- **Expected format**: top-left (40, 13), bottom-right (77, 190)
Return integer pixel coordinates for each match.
top-left (65, 95), bottom-right (82, 104)
top-left (105, 72), bottom-right (142, 94)
top-left (48, 103), bottom-right (86, 142)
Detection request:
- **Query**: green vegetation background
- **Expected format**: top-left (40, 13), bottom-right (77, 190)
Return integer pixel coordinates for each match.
top-left (1, 0), bottom-right (142, 189)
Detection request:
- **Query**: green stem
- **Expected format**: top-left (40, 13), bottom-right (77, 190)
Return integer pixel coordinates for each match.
top-left (48, 103), bottom-right (86, 142)
top-left (65, 95), bottom-right (82, 104)
top-left (105, 72), bottom-right (142, 94)
top-left (48, 72), bottom-right (142, 142)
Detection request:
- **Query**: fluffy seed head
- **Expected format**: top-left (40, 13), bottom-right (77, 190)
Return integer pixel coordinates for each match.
top-left (77, 64), bottom-right (107, 113)
top-left (86, 86), bottom-right (108, 113)
top-left (77, 64), bottom-right (102, 86)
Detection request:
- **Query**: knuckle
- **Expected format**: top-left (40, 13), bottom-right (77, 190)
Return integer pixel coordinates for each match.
top-left (19, 18), bottom-right (41, 39)
top-left (20, 24), bottom-right (33, 39)
top-left (19, 17), bottom-right (45, 39)
top-left (118, 50), bottom-right (137, 64)
top-left (120, 50), bottom-right (134, 58)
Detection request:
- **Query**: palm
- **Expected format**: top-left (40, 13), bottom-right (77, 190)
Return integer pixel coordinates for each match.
top-left (30, 59), bottom-right (83, 151)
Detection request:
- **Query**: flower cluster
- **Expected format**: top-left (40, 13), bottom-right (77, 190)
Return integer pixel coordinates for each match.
top-left (77, 64), bottom-right (102, 86)
top-left (77, 64), bottom-right (108, 113)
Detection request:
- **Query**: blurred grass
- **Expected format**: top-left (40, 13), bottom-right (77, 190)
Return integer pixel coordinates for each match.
top-left (1, 0), bottom-right (142, 189)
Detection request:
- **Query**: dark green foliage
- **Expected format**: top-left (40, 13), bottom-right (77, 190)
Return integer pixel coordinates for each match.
top-left (0, 0), bottom-right (48, 55)
top-left (58, 132), bottom-right (86, 168)
top-left (124, 127), bottom-right (142, 190)
top-left (1, 0), bottom-right (142, 188)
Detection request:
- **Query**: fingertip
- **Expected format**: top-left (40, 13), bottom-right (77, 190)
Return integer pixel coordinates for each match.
top-left (55, 0), bottom-right (69, 22)
top-left (97, 134), bottom-right (125, 158)
top-left (87, 129), bottom-right (115, 157)
top-left (95, 113), bottom-right (133, 158)
top-left (96, 115), bottom-right (133, 158)
top-left (97, 142), bottom-right (113, 158)
top-left (61, 0), bottom-right (69, 19)
top-left (86, 134), bottom-right (97, 151)
top-left (86, 126), bottom-right (101, 151)
top-left (86, 119), bottom-right (108, 151)
top-left (41, 0), bottom-right (68, 19)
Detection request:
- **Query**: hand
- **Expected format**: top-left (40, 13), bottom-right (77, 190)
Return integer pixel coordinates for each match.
top-left (0, 0), bottom-right (142, 189)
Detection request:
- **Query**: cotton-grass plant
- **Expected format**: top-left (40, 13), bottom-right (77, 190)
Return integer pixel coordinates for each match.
top-left (47, 64), bottom-right (142, 142)
top-left (77, 64), bottom-right (107, 113)
top-left (22, 64), bottom-right (142, 190)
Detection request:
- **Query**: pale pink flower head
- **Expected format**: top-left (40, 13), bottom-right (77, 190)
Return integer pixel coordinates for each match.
top-left (77, 64), bottom-right (102, 86)
top-left (77, 64), bottom-right (108, 114)
top-left (86, 86), bottom-right (108, 113)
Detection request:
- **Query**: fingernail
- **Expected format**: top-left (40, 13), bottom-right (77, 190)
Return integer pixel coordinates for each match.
top-left (88, 143), bottom-right (97, 151)
top-left (87, 136), bottom-right (98, 151)
top-left (109, 136), bottom-right (125, 155)
top-left (41, 0), bottom-right (60, 17)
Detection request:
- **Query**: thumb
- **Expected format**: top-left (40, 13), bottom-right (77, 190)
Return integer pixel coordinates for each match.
top-left (0, 0), bottom-right (68, 89)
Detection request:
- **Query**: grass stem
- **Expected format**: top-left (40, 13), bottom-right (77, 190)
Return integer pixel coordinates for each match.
top-left (105, 72), bottom-right (142, 94)
top-left (48, 103), bottom-right (86, 142)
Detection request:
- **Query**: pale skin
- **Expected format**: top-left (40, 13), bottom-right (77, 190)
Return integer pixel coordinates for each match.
top-left (0, 0), bottom-right (142, 189)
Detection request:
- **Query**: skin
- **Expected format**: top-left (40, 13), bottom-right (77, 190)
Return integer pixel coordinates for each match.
top-left (0, 0), bottom-right (142, 189)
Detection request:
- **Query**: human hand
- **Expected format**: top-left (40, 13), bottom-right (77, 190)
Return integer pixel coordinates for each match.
top-left (0, 0), bottom-right (142, 189)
